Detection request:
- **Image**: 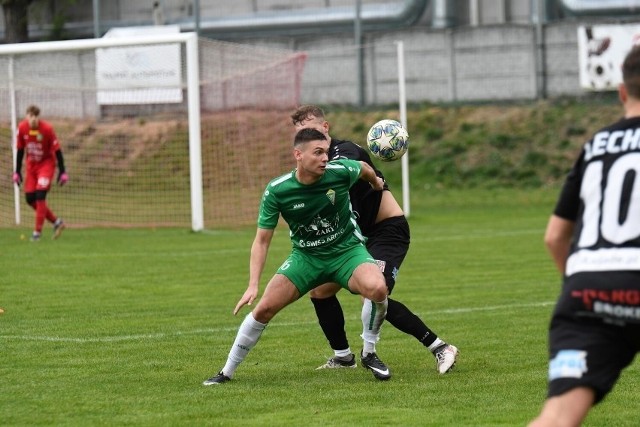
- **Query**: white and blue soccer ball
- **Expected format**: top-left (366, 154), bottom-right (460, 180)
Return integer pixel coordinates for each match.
top-left (366, 119), bottom-right (409, 162)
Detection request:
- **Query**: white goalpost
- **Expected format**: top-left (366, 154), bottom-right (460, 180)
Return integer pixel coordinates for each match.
top-left (0, 32), bottom-right (306, 231)
top-left (1, 32), bottom-right (203, 230)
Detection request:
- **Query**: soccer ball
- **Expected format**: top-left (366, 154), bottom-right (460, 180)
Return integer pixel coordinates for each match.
top-left (366, 119), bottom-right (409, 162)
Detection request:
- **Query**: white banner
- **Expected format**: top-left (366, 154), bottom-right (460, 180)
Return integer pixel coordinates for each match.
top-left (578, 24), bottom-right (640, 91)
top-left (96, 26), bottom-right (183, 104)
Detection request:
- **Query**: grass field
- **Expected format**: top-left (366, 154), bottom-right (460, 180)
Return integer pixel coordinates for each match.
top-left (2, 188), bottom-right (638, 426)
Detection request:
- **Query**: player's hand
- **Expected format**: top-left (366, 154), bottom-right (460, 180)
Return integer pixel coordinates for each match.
top-left (233, 286), bottom-right (259, 315)
top-left (370, 176), bottom-right (384, 191)
top-left (12, 172), bottom-right (22, 185)
top-left (58, 172), bottom-right (69, 186)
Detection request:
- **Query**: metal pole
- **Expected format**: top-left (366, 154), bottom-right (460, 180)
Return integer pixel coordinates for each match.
top-left (93, 0), bottom-right (100, 38)
top-left (355, 0), bottom-right (365, 107)
top-left (533, 0), bottom-right (547, 99)
top-left (194, 0), bottom-right (201, 35)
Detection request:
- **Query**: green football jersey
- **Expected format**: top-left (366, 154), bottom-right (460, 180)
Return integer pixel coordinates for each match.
top-left (258, 158), bottom-right (366, 257)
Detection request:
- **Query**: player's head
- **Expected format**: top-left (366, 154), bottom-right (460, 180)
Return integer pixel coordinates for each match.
top-left (25, 104), bottom-right (40, 129)
top-left (291, 105), bottom-right (330, 139)
top-left (622, 45), bottom-right (640, 100)
top-left (293, 128), bottom-right (329, 178)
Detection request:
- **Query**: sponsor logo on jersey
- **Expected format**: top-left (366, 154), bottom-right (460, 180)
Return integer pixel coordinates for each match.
top-left (572, 289), bottom-right (640, 310)
top-left (572, 288), bottom-right (640, 322)
top-left (293, 203), bottom-right (305, 209)
top-left (549, 350), bottom-right (588, 380)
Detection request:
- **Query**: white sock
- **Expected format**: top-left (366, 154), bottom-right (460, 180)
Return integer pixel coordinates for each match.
top-left (334, 348), bottom-right (352, 359)
top-left (428, 338), bottom-right (445, 353)
top-left (360, 297), bottom-right (388, 355)
top-left (221, 312), bottom-right (267, 378)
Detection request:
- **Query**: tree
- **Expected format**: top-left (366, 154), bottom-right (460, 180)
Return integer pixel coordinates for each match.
top-left (1, 0), bottom-right (35, 43)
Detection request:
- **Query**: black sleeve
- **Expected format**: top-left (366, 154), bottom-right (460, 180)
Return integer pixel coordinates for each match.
top-left (15, 148), bottom-right (24, 174)
top-left (55, 150), bottom-right (66, 174)
top-left (553, 151), bottom-right (583, 221)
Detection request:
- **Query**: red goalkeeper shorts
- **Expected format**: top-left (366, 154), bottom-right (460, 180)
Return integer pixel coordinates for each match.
top-left (24, 161), bottom-right (55, 193)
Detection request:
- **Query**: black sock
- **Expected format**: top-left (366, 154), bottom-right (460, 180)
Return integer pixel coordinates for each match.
top-left (386, 298), bottom-right (438, 348)
top-left (311, 295), bottom-right (349, 351)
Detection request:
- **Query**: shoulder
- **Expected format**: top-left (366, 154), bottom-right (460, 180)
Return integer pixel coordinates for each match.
top-left (266, 171), bottom-right (295, 191)
top-left (39, 120), bottom-right (55, 133)
top-left (17, 120), bottom-right (28, 132)
top-left (330, 138), bottom-right (366, 161)
top-left (326, 158), bottom-right (361, 173)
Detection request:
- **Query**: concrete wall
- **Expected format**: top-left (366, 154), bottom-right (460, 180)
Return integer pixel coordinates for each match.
top-left (0, 20), bottom-right (607, 121)
top-left (237, 20), bottom-right (586, 105)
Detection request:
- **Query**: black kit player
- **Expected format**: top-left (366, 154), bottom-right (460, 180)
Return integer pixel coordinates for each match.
top-left (291, 105), bottom-right (459, 374)
top-left (529, 45), bottom-right (640, 426)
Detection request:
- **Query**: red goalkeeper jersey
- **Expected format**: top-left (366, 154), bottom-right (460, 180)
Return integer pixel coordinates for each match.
top-left (16, 119), bottom-right (60, 169)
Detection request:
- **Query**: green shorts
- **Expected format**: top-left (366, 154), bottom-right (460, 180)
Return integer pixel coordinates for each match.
top-left (276, 243), bottom-right (376, 295)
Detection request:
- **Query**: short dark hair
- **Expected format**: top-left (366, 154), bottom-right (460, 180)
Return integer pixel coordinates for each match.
top-left (26, 105), bottom-right (40, 116)
top-left (291, 105), bottom-right (325, 126)
top-left (622, 45), bottom-right (640, 99)
top-left (293, 128), bottom-right (326, 147)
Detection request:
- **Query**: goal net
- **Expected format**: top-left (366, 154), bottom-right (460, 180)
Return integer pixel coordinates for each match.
top-left (0, 32), bottom-right (306, 231)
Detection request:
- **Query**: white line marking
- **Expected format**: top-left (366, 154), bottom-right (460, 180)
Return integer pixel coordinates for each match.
top-left (0, 301), bottom-right (554, 344)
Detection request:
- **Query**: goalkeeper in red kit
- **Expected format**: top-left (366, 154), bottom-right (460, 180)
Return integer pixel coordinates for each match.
top-left (12, 105), bottom-right (68, 241)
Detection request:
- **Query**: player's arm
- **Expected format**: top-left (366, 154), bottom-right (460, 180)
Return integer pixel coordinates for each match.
top-left (233, 227), bottom-right (274, 315)
top-left (55, 149), bottom-right (68, 185)
top-left (544, 214), bottom-right (575, 275)
top-left (12, 148), bottom-right (24, 185)
top-left (358, 160), bottom-right (384, 191)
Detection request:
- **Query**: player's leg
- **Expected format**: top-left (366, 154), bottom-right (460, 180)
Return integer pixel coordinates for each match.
top-left (342, 251), bottom-right (390, 380)
top-left (33, 190), bottom-right (51, 238)
top-left (369, 216), bottom-right (458, 373)
top-left (529, 301), bottom-right (637, 425)
top-left (33, 165), bottom-right (59, 240)
top-left (23, 169), bottom-right (41, 240)
top-left (528, 388), bottom-right (594, 427)
top-left (310, 283), bottom-right (356, 369)
top-left (204, 273), bottom-right (300, 385)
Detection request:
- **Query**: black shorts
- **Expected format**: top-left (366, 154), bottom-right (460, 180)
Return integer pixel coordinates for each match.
top-left (365, 215), bottom-right (410, 294)
top-left (547, 273), bottom-right (640, 404)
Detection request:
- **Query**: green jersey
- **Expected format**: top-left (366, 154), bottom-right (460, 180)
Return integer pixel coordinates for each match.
top-left (258, 158), bottom-right (366, 258)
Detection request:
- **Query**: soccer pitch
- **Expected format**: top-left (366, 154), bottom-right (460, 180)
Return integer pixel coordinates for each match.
top-left (1, 188), bottom-right (637, 426)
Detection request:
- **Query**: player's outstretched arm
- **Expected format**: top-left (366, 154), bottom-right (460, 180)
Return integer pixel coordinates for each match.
top-left (359, 161), bottom-right (384, 191)
top-left (233, 228), bottom-right (274, 315)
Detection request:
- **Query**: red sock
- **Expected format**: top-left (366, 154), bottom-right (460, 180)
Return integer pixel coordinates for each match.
top-left (35, 200), bottom-right (47, 233)
top-left (45, 207), bottom-right (56, 223)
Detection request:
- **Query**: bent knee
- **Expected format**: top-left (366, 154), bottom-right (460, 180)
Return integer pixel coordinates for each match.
top-left (370, 283), bottom-right (388, 302)
top-left (252, 303), bottom-right (278, 324)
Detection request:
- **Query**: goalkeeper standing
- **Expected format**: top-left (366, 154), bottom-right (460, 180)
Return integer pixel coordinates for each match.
top-left (12, 105), bottom-right (68, 241)
top-left (291, 105), bottom-right (458, 375)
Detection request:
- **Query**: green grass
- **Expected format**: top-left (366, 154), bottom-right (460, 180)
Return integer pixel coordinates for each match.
top-left (1, 188), bottom-right (638, 426)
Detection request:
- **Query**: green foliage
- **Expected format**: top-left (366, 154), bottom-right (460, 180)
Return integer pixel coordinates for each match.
top-left (1, 188), bottom-right (638, 425)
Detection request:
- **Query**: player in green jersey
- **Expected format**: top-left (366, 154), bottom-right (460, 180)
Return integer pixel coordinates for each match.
top-left (203, 128), bottom-right (391, 385)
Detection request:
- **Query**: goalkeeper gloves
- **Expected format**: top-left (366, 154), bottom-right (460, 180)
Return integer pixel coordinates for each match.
top-left (58, 172), bottom-right (69, 186)
top-left (12, 172), bottom-right (22, 185)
